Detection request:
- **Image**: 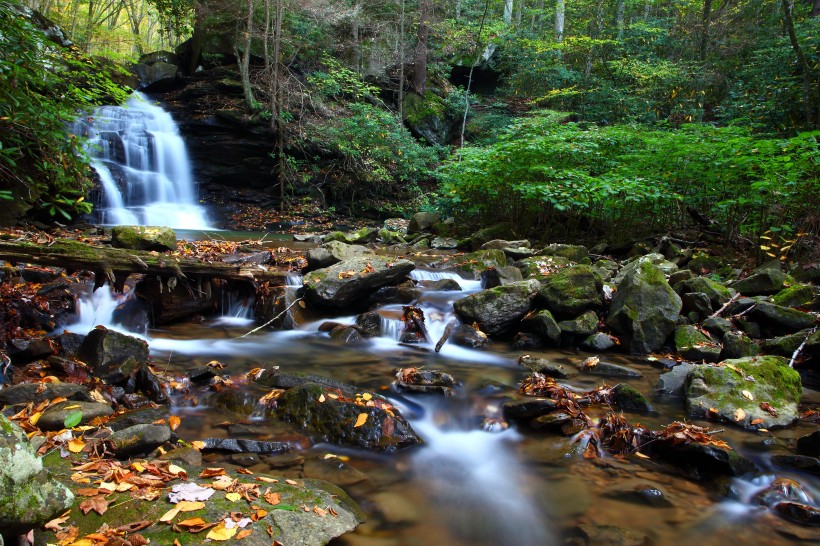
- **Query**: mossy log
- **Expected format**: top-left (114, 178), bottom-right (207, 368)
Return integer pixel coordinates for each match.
top-left (0, 239), bottom-right (287, 291)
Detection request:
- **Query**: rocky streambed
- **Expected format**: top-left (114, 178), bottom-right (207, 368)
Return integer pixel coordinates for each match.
top-left (0, 219), bottom-right (818, 546)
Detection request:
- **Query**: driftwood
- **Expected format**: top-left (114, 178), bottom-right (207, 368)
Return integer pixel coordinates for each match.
top-left (0, 238), bottom-right (287, 292)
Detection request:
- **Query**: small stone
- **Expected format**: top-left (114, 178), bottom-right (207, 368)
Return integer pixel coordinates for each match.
top-left (610, 384), bottom-right (653, 412)
top-left (580, 360), bottom-right (642, 378)
top-left (37, 400), bottom-right (114, 431)
top-left (518, 355), bottom-right (571, 378)
top-left (581, 332), bottom-right (617, 351)
top-left (503, 399), bottom-right (559, 420)
top-left (200, 438), bottom-right (290, 454)
top-left (110, 424), bottom-right (171, 456)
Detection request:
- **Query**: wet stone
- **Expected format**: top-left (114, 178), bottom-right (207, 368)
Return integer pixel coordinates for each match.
top-left (770, 455), bottom-right (820, 476)
top-left (37, 400), bottom-right (114, 431)
top-left (655, 363), bottom-right (694, 396)
top-left (797, 430), bottom-right (820, 457)
top-left (610, 384), bottom-right (653, 412)
top-left (110, 423), bottom-right (171, 456)
top-left (580, 361), bottom-right (642, 378)
top-left (355, 311), bottom-right (382, 337)
top-left (511, 332), bottom-right (543, 350)
top-left (582, 332), bottom-right (617, 351)
top-left (570, 523), bottom-right (650, 546)
top-left (106, 406), bottom-right (170, 432)
top-left (200, 438), bottom-right (290, 454)
top-left (417, 278), bottom-right (461, 291)
top-left (304, 455), bottom-right (369, 487)
top-left (0, 382), bottom-right (91, 406)
top-left (603, 480), bottom-right (674, 507)
top-left (187, 366), bottom-right (217, 385)
top-left (230, 452), bottom-right (262, 467)
top-left (503, 399), bottom-right (559, 420)
top-left (329, 325), bottom-right (364, 344)
top-left (773, 501), bottom-right (820, 527)
top-left (518, 355), bottom-right (572, 378)
top-left (159, 446), bottom-right (203, 468)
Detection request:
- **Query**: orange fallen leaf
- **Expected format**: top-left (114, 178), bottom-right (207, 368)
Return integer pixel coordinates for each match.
top-left (354, 413), bottom-right (368, 428)
top-left (200, 467), bottom-right (227, 478)
top-left (67, 438), bottom-right (86, 453)
top-left (236, 529), bottom-right (253, 540)
top-left (264, 491), bottom-right (281, 505)
top-left (178, 517), bottom-right (208, 527)
top-left (79, 495), bottom-right (109, 516)
top-left (169, 415), bottom-right (181, 431)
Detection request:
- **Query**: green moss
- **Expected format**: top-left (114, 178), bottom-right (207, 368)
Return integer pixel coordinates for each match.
top-left (403, 91), bottom-right (446, 125)
top-left (772, 284), bottom-right (814, 308)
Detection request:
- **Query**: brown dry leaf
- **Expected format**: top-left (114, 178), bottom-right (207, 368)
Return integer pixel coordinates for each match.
top-left (313, 506), bottom-right (328, 517)
top-left (174, 540), bottom-right (182, 546)
top-left (129, 535), bottom-right (149, 546)
top-left (168, 415), bottom-right (181, 431)
top-left (251, 509), bottom-right (268, 521)
top-left (79, 495), bottom-right (109, 516)
top-left (75, 488), bottom-right (100, 497)
top-left (236, 529), bottom-right (253, 540)
top-left (256, 476), bottom-right (279, 483)
top-left (733, 408), bottom-right (746, 421)
top-left (354, 413), bottom-right (368, 428)
top-left (236, 468), bottom-right (253, 475)
top-left (285, 479), bottom-right (299, 486)
top-left (177, 517), bottom-right (208, 527)
top-left (206, 522), bottom-right (238, 541)
top-left (741, 390), bottom-right (754, 401)
top-left (44, 511), bottom-right (70, 531)
top-left (264, 491), bottom-right (281, 506)
top-left (760, 402), bottom-right (779, 417)
top-left (751, 418), bottom-right (765, 425)
top-left (160, 506), bottom-right (181, 523)
top-left (200, 467), bottom-right (227, 478)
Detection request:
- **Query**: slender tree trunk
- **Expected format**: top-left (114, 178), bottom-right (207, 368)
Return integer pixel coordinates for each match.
top-left (460, 0), bottom-right (492, 147)
top-left (398, 0), bottom-right (405, 119)
top-left (236, 0), bottom-right (256, 110)
top-left (585, 0), bottom-right (605, 77)
top-left (700, 0), bottom-right (713, 62)
top-left (413, 0), bottom-right (431, 94)
top-left (555, 0), bottom-right (565, 42)
top-left (70, 0), bottom-right (80, 41)
top-left (263, 0), bottom-right (271, 67)
top-left (781, 0), bottom-right (815, 128)
top-left (271, 0), bottom-right (285, 210)
top-left (617, 0), bottom-right (625, 40)
top-left (504, 0), bottom-right (513, 24)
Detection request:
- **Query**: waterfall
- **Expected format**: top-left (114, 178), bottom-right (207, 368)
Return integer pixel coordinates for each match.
top-left (73, 91), bottom-right (212, 229)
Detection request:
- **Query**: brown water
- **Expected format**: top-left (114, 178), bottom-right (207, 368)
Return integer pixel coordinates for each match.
top-left (77, 260), bottom-right (820, 546)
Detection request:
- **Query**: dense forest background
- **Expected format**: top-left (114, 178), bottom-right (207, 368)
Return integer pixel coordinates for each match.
top-left (1, 0), bottom-right (819, 250)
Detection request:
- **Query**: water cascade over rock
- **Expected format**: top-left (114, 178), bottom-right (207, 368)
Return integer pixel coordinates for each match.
top-left (73, 92), bottom-right (211, 229)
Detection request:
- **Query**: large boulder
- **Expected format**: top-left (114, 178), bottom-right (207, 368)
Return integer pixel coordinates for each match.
top-left (453, 279), bottom-right (540, 335)
top-left (731, 270), bottom-right (790, 296)
top-left (612, 253), bottom-right (678, 285)
top-left (606, 262), bottom-right (682, 354)
top-left (275, 384), bottom-right (420, 451)
top-left (307, 241), bottom-right (375, 270)
top-left (516, 256), bottom-right (573, 280)
top-left (304, 257), bottom-right (415, 308)
top-left (537, 265), bottom-right (603, 316)
top-left (686, 356), bottom-right (802, 429)
top-left (323, 227), bottom-right (379, 245)
top-left (772, 284), bottom-right (815, 308)
top-left (0, 414), bottom-right (73, 534)
top-left (751, 302), bottom-right (816, 335)
top-left (110, 225), bottom-right (176, 252)
top-left (454, 249), bottom-right (507, 280)
top-left (77, 327), bottom-right (149, 383)
top-left (674, 325), bottom-right (722, 362)
top-left (539, 243), bottom-right (590, 263)
top-left (673, 276), bottom-right (735, 308)
top-left (407, 211), bottom-right (442, 233)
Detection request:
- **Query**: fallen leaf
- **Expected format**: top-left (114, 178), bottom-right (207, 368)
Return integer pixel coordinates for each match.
top-left (313, 506), bottom-right (328, 517)
top-left (285, 479), bottom-right (299, 486)
top-left (167, 464), bottom-right (187, 478)
top-left (176, 500), bottom-right (206, 512)
top-left (160, 506), bottom-right (181, 523)
top-left (256, 477), bottom-right (279, 483)
top-left (237, 468), bottom-right (253, 475)
top-left (362, 393), bottom-right (372, 401)
top-left (200, 467), bottom-right (227, 478)
top-left (264, 491), bottom-right (281, 505)
top-left (236, 529), bottom-right (253, 540)
top-left (178, 517), bottom-right (208, 527)
top-left (751, 418), bottom-right (765, 425)
top-left (354, 413), bottom-right (368, 428)
top-left (67, 438), bottom-right (86, 453)
top-left (169, 482), bottom-right (215, 503)
top-left (760, 402), bottom-right (779, 417)
top-left (634, 452), bottom-right (650, 459)
top-left (741, 390), bottom-right (754, 401)
top-left (169, 415), bottom-right (181, 431)
top-left (206, 522), bottom-right (238, 541)
top-left (733, 408), bottom-right (746, 421)
top-left (225, 492), bottom-right (242, 502)
top-left (44, 512), bottom-right (70, 531)
top-left (79, 495), bottom-right (109, 516)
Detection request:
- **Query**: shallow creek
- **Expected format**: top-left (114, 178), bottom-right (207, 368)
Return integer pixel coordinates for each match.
top-left (72, 247), bottom-right (819, 546)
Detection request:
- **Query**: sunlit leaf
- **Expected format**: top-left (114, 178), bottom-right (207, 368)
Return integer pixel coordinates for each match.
top-left (354, 413), bottom-right (368, 427)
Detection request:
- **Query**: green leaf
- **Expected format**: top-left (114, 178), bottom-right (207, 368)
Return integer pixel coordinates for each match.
top-left (63, 410), bottom-right (83, 429)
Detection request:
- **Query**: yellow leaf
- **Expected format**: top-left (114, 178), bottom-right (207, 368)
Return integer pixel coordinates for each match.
top-left (354, 413), bottom-right (368, 428)
top-left (98, 482), bottom-right (116, 492)
top-left (169, 415), bottom-right (181, 431)
top-left (236, 529), bottom-right (253, 540)
top-left (131, 462), bottom-right (145, 473)
top-left (206, 522), bottom-right (238, 541)
top-left (68, 438), bottom-right (86, 453)
top-left (318, 394), bottom-right (325, 403)
top-left (168, 464), bottom-right (187, 477)
top-left (176, 500), bottom-right (206, 512)
top-left (362, 393), bottom-right (372, 401)
top-left (29, 412), bottom-right (42, 426)
top-left (191, 441), bottom-right (205, 450)
top-left (225, 492), bottom-right (242, 502)
top-left (160, 506), bottom-right (181, 523)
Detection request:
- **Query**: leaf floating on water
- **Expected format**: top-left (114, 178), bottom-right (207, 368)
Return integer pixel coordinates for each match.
top-left (206, 522), bottom-right (238, 541)
top-left (354, 413), bottom-right (368, 427)
top-left (733, 408), bottom-right (746, 421)
top-left (741, 390), bottom-right (754, 401)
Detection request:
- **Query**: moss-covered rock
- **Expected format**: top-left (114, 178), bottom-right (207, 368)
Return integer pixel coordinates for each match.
top-left (454, 249), bottom-right (507, 280)
top-left (453, 279), bottom-right (540, 335)
top-left (323, 227), bottom-right (379, 245)
top-left (762, 330), bottom-right (808, 357)
top-left (606, 261), bottom-right (682, 354)
top-left (0, 414), bottom-right (73, 534)
top-left (520, 309), bottom-right (561, 345)
top-left (720, 331), bottom-right (760, 359)
top-left (516, 255), bottom-right (573, 280)
top-left (539, 243), bottom-right (590, 264)
top-left (686, 356), bottom-right (802, 429)
top-left (407, 211), bottom-right (442, 233)
top-left (275, 384), bottom-right (420, 451)
top-left (687, 252), bottom-right (722, 274)
top-left (467, 223), bottom-right (518, 250)
top-left (732, 270), bottom-right (790, 296)
top-left (673, 276), bottom-right (735, 308)
top-left (675, 325), bottom-right (722, 362)
top-left (558, 310), bottom-right (599, 337)
top-left (612, 253), bottom-right (678, 285)
top-left (402, 91), bottom-right (454, 146)
top-left (771, 284), bottom-right (815, 308)
top-left (751, 302), bottom-right (816, 334)
top-left (77, 327), bottom-right (149, 384)
top-left (537, 265), bottom-right (603, 317)
top-left (609, 384), bottom-right (653, 412)
top-left (110, 225), bottom-right (176, 252)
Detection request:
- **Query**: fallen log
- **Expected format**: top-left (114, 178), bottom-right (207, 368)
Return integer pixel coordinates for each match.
top-left (0, 238), bottom-right (288, 291)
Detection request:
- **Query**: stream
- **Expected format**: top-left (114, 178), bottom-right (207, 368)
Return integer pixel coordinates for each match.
top-left (69, 260), bottom-right (820, 546)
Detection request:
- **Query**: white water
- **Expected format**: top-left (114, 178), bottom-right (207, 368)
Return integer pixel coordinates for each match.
top-left (73, 92), bottom-right (212, 229)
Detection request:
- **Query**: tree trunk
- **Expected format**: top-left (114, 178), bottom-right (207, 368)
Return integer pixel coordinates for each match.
top-left (585, 0), bottom-right (605, 78)
top-left (271, 0), bottom-right (285, 210)
top-left (555, 0), bottom-right (565, 42)
top-left (398, 0), bottom-right (406, 119)
top-left (504, 0), bottom-right (513, 24)
top-left (781, 0), bottom-right (816, 129)
top-left (700, 0), bottom-right (713, 62)
top-left (813, 0), bottom-right (820, 16)
top-left (617, 0), bottom-right (625, 40)
top-left (236, 0), bottom-right (256, 111)
top-left (413, 0), bottom-right (432, 94)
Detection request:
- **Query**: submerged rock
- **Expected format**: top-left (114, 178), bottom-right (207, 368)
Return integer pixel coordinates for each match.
top-left (606, 261), bottom-right (682, 354)
top-left (0, 414), bottom-right (73, 534)
top-left (685, 356), bottom-right (802, 429)
top-left (200, 438), bottom-right (290, 454)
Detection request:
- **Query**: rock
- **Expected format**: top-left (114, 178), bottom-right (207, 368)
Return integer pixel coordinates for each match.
top-left (110, 225), bottom-right (176, 251)
top-left (752, 302), bottom-right (816, 334)
top-left (329, 325), bottom-right (364, 344)
top-left (797, 431), bottom-right (820, 456)
top-left (453, 279), bottom-right (539, 335)
top-left (655, 363), bottom-right (694, 396)
top-left (668, 269), bottom-right (696, 286)
top-left (558, 310), bottom-right (599, 337)
top-left (581, 360), bottom-right (642, 378)
top-left (368, 283), bottom-right (421, 305)
top-left (77, 327), bottom-right (149, 384)
top-left (134, 366), bottom-right (170, 404)
top-left (686, 356), bottom-right (801, 429)
top-left (307, 240), bottom-right (375, 270)
top-left (516, 255), bottom-right (573, 279)
top-left (417, 278), bottom-right (461, 291)
top-left (773, 501), bottom-right (820, 526)
top-left (687, 252), bottom-right (721, 274)
top-left (303, 456), bottom-right (369, 487)
top-left (530, 411), bottom-right (578, 433)
top-left (609, 384), bottom-right (653, 412)
top-left (603, 480), bottom-right (672, 507)
top-left (540, 243), bottom-right (590, 263)
top-left (200, 438), bottom-right (290, 454)
top-left (582, 332), bottom-right (617, 351)
top-left (6, 337), bottom-right (53, 365)
top-left (378, 228), bottom-right (406, 244)
top-left (449, 324), bottom-right (489, 348)
top-left (681, 292), bottom-right (713, 320)
top-left (355, 312), bottom-right (382, 337)
top-left (0, 414), bottom-right (73, 534)
top-left (110, 424), bottom-right (171, 456)
top-left (606, 261), bottom-right (682, 354)
top-left (133, 61), bottom-right (179, 91)
top-left (222, 250), bottom-right (272, 265)
top-left (772, 284), bottom-right (815, 308)
top-left (275, 384), bottom-right (420, 451)
top-left (324, 227), bottom-right (379, 245)
top-left (675, 325), bottom-right (722, 362)
top-left (407, 212), bottom-right (442, 233)
top-left (732, 270), bottom-right (790, 296)
top-left (770, 455), bottom-right (820, 476)
top-left (652, 440), bottom-right (756, 477)
top-left (518, 355), bottom-right (572, 378)
top-left (503, 399), bottom-right (559, 420)
top-left (394, 368), bottom-right (457, 395)
top-left (467, 223), bottom-right (518, 250)
top-left (763, 330), bottom-right (809, 357)
top-left (520, 309), bottom-right (561, 345)
top-left (187, 366), bottom-right (217, 385)
top-left (571, 523), bottom-right (650, 546)
top-left (57, 332), bottom-right (85, 355)
top-left (159, 446), bottom-right (202, 467)
top-left (703, 317), bottom-right (734, 338)
top-left (454, 249), bottom-right (507, 279)
top-left (612, 253), bottom-right (678, 285)
top-left (430, 236), bottom-right (459, 249)
top-left (512, 332), bottom-right (542, 349)
top-left (481, 239), bottom-right (531, 251)
top-left (37, 400), bottom-right (114, 431)
top-left (480, 266), bottom-right (523, 288)
top-left (304, 257), bottom-right (415, 309)
top-left (674, 277), bottom-right (735, 308)
top-left (0, 382), bottom-right (91, 406)
top-left (721, 331), bottom-right (760, 359)
top-left (537, 265), bottom-right (603, 317)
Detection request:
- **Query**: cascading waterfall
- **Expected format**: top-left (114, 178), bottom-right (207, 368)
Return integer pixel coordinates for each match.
top-left (73, 92), bottom-right (212, 229)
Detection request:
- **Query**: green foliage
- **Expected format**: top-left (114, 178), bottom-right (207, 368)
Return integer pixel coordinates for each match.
top-left (437, 111), bottom-right (820, 240)
top-left (0, 2), bottom-right (129, 222)
top-left (309, 55), bottom-right (379, 101)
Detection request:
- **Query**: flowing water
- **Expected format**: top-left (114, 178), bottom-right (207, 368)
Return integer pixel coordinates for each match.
top-left (68, 268), bottom-right (820, 546)
top-left (72, 92), bottom-right (212, 229)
